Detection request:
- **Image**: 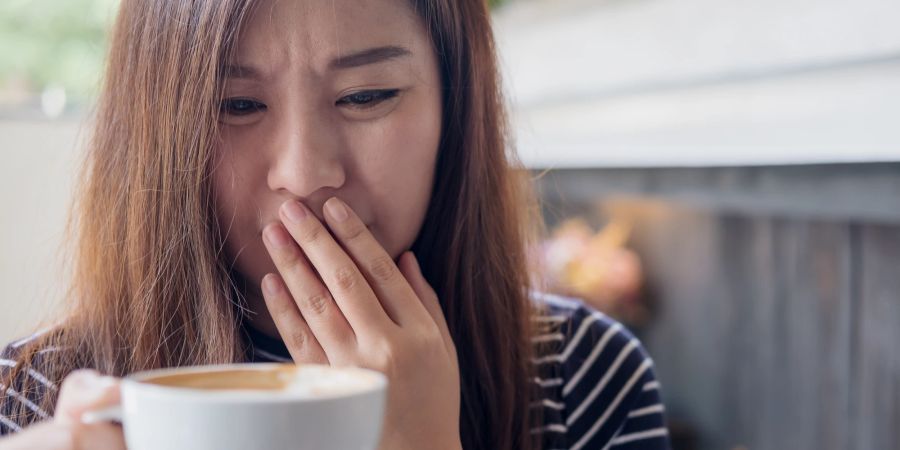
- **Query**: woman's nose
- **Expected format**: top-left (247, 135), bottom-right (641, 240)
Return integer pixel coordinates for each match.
top-left (266, 114), bottom-right (347, 198)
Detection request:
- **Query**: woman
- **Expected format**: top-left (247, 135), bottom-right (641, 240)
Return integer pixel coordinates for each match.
top-left (0, 0), bottom-right (670, 448)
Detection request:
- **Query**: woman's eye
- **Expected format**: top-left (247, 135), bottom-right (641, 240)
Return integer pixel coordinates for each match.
top-left (336, 89), bottom-right (400, 109)
top-left (221, 98), bottom-right (267, 116)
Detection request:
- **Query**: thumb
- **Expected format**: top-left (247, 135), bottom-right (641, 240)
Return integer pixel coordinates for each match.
top-left (54, 370), bottom-right (121, 425)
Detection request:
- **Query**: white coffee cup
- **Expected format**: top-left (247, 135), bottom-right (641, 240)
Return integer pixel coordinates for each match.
top-left (82, 363), bottom-right (388, 450)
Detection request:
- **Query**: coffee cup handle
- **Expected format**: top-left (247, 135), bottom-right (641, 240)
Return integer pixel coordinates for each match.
top-left (81, 405), bottom-right (124, 425)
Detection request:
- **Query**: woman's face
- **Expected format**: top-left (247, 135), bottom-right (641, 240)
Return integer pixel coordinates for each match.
top-left (212, 0), bottom-right (442, 309)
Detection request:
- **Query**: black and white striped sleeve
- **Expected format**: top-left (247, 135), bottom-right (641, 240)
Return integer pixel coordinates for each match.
top-left (606, 367), bottom-right (669, 449)
top-left (1, 344), bottom-right (27, 435)
top-left (558, 304), bottom-right (671, 450)
top-left (0, 337), bottom-right (59, 436)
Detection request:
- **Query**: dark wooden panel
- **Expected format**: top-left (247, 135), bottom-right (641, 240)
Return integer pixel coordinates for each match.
top-left (752, 220), bottom-right (853, 450)
top-left (593, 200), bottom-right (856, 450)
top-left (715, 215), bottom-right (781, 450)
top-left (855, 225), bottom-right (900, 450)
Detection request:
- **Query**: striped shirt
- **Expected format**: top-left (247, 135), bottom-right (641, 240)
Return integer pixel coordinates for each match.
top-left (1, 292), bottom-right (670, 449)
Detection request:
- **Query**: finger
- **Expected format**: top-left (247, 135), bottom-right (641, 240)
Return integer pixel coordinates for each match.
top-left (261, 273), bottom-right (329, 365)
top-left (75, 422), bottom-right (128, 450)
top-left (263, 222), bottom-right (356, 361)
top-left (0, 421), bottom-right (125, 450)
top-left (322, 197), bottom-right (431, 327)
top-left (278, 200), bottom-right (392, 336)
top-left (398, 251), bottom-right (455, 355)
top-left (55, 370), bottom-right (121, 425)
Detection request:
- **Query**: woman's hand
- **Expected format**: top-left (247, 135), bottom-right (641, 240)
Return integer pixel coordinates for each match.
top-left (0, 370), bottom-right (124, 450)
top-left (261, 197), bottom-right (461, 450)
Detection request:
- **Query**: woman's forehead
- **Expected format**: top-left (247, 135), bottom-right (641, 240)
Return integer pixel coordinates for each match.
top-left (235, 0), bottom-right (427, 75)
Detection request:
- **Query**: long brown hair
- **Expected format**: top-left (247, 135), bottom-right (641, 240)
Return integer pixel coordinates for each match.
top-left (2, 1), bottom-right (546, 448)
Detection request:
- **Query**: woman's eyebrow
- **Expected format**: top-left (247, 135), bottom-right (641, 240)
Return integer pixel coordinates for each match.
top-left (224, 45), bottom-right (413, 80)
top-left (329, 45), bottom-right (412, 70)
top-left (224, 64), bottom-right (266, 80)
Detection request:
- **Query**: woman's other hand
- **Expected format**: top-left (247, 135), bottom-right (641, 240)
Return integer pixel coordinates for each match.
top-left (0, 370), bottom-right (125, 450)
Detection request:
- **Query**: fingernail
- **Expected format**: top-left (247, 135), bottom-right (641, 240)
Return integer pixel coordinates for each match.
top-left (262, 274), bottom-right (280, 296)
top-left (325, 197), bottom-right (349, 222)
top-left (282, 201), bottom-right (308, 224)
top-left (69, 371), bottom-right (118, 396)
top-left (264, 225), bottom-right (292, 247)
top-left (93, 376), bottom-right (119, 389)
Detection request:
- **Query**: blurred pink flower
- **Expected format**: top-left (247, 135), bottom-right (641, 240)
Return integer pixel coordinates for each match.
top-left (536, 218), bottom-right (647, 326)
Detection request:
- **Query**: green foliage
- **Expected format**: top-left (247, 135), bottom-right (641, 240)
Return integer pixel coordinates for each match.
top-left (0, 0), bottom-right (118, 99)
top-left (0, 0), bottom-right (508, 100)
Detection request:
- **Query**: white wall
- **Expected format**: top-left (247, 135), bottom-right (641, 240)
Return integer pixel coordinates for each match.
top-left (496, 0), bottom-right (900, 104)
top-left (494, 0), bottom-right (900, 167)
top-left (0, 118), bottom-right (83, 344)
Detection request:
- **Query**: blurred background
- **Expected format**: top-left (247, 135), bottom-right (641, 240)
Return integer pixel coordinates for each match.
top-left (2, 0), bottom-right (899, 448)
top-left (0, 0), bottom-right (118, 348)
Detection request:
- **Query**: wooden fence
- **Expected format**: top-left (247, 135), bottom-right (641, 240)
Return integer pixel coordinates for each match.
top-left (534, 163), bottom-right (900, 449)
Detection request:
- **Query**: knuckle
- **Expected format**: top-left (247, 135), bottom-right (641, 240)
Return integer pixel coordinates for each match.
top-left (369, 255), bottom-right (397, 283)
top-left (269, 295), bottom-right (294, 317)
top-left (334, 266), bottom-right (357, 291)
top-left (297, 224), bottom-right (324, 244)
top-left (273, 247), bottom-right (302, 270)
top-left (343, 222), bottom-right (368, 242)
top-left (378, 346), bottom-right (400, 371)
top-left (282, 256), bottom-right (306, 276)
top-left (375, 339), bottom-right (407, 371)
top-left (288, 329), bottom-right (308, 349)
top-left (301, 292), bottom-right (331, 315)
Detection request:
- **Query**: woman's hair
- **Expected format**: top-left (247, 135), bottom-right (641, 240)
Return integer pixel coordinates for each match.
top-left (1, 1), bottom-right (547, 448)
